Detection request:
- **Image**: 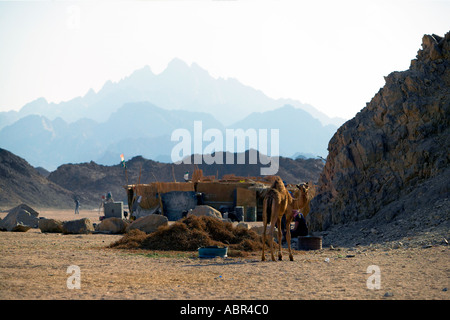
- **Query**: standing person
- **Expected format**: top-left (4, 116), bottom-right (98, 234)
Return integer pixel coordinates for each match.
top-left (98, 194), bottom-right (106, 214)
top-left (75, 199), bottom-right (80, 215)
top-left (290, 210), bottom-right (308, 238)
top-left (106, 191), bottom-right (114, 203)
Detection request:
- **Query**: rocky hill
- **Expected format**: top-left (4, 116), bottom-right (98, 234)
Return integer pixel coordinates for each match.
top-left (0, 148), bottom-right (75, 209)
top-left (308, 32), bottom-right (449, 246)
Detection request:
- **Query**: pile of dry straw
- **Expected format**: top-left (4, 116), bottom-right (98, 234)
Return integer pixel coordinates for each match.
top-left (109, 215), bottom-right (267, 257)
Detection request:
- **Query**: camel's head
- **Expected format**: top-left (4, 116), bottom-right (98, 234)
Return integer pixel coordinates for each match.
top-left (296, 182), bottom-right (309, 194)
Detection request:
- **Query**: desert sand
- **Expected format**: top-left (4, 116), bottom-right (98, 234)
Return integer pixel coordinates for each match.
top-left (0, 209), bottom-right (448, 301)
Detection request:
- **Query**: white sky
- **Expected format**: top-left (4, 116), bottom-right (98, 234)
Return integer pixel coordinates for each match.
top-left (0, 0), bottom-right (449, 120)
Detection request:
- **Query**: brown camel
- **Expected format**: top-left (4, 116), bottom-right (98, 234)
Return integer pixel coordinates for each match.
top-left (261, 177), bottom-right (310, 261)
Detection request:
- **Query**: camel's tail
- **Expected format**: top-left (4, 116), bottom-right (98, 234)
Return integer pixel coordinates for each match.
top-left (264, 189), bottom-right (281, 224)
top-left (266, 197), bottom-right (272, 222)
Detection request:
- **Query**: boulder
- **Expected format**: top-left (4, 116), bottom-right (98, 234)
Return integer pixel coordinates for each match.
top-left (62, 218), bottom-right (94, 234)
top-left (236, 222), bottom-right (251, 229)
top-left (132, 206), bottom-right (160, 220)
top-left (96, 217), bottom-right (129, 234)
top-left (252, 225), bottom-right (279, 236)
top-left (38, 218), bottom-right (63, 233)
top-left (0, 204), bottom-right (39, 231)
top-left (188, 205), bottom-right (222, 219)
top-left (126, 214), bottom-right (168, 234)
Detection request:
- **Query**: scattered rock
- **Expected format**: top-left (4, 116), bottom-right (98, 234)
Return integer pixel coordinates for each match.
top-left (188, 205), bottom-right (222, 219)
top-left (38, 218), bottom-right (64, 233)
top-left (62, 218), bottom-right (94, 234)
top-left (126, 214), bottom-right (168, 234)
top-left (96, 217), bottom-right (129, 234)
top-left (132, 206), bottom-right (160, 219)
top-left (0, 204), bottom-right (39, 232)
top-left (236, 222), bottom-right (251, 229)
top-left (250, 226), bottom-right (266, 236)
top-left (384, 292), bottom-right (394, 298)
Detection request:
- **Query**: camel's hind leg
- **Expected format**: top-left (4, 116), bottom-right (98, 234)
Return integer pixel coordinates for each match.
top-left (261, 199), bottom-right (268, 261)
top-left (269, 201), bottom-right (279, 261)
top-left (276, 216), bottom-right (283, 261)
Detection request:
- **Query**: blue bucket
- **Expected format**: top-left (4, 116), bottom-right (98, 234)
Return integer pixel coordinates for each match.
top-left (198, 246), bottom-right (228, 258)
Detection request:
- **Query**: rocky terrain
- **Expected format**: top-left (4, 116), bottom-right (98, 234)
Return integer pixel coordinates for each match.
top-left (308, 32), bottom-right (449, 246)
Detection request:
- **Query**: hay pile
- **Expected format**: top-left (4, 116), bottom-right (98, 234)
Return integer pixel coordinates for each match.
top-left (109, 215), bottom-right (266, 256)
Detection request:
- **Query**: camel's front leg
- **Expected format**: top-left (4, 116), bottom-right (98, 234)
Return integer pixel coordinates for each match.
top-left (277, 217), bottom-right (283, 261)
top-left (261, 226), bottom-right (266, 261)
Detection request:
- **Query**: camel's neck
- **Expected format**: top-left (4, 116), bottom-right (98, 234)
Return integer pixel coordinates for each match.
top-left (291, 193), bottom-right (308, 209)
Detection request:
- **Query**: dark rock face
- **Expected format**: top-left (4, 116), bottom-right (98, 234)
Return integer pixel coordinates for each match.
top-left (309, 32), bottom-right (450, 231)
top-left (0, 148), bottom-right (75, 209)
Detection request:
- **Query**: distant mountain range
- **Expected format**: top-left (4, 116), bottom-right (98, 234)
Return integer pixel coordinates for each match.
top-left (0, 103), bottom-right (337, 170)
top-left (0, 58), bottom-right (345, 170)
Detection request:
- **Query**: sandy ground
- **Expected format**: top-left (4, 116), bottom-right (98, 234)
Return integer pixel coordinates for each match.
top-left (0, 209), bottom-right (448, 301)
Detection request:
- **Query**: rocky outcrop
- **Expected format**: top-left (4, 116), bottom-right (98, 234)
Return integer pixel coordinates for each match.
top-left (0, 149), bottom-right (75, 209)
top-left (309, 32), bottom-right (450, 231)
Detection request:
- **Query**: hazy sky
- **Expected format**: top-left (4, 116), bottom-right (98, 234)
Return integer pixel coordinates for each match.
top-left (0, 0), bottom-right (449, 120)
